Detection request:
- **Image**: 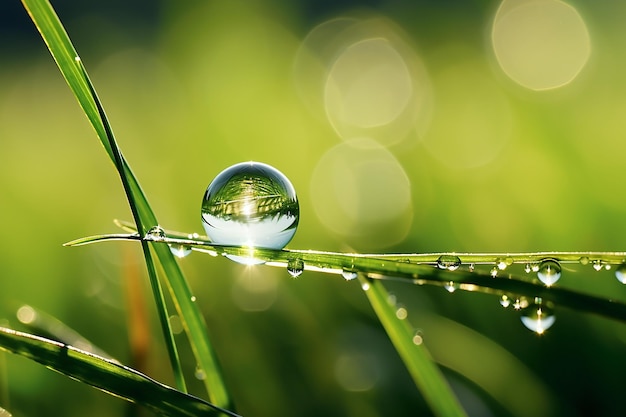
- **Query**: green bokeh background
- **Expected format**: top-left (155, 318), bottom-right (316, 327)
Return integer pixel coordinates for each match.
top-left (2, 0), bottom-right (626, 416)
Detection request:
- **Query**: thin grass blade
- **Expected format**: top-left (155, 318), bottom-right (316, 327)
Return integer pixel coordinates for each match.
top-left (0, 327), bottom-right (239, 417)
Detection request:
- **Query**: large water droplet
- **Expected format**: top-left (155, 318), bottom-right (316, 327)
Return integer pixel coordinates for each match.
top-left (287, 259), bottom-right (304, 278)
top-left (436, 255), bottom-right (461, 271)
top-left (537, 259), bottom-right (561, 286)
top-left (169, 244), bottom-right (192, 258)
top-left (615, 264), bottom-right (626, 284)
top-left (201, 162), bottom-right (299, 264)
top-left (521, 305), bottom-right (555, 334)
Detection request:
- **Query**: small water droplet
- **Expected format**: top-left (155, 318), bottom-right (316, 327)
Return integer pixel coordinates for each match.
top-left (592, 260), bottom-right (603, 271)
top-left (490, 267), bottom-right (498, 277)
top-left (190, 296), bottom-right (197, 302)
top-left (169, 244), bottom-right (192, 258)
top-left (521, 305), bottom-right (555, 334)
top-left (500, 295), bottom-right (511, 308)
top-left (287, 259), bottom-right (304, 278)
top-left (201, 162), bottom-right (299, 265)
top-left (395, 306), bottom-right (408, 320)
top-left (615, 264), bottom-right (626, 284)
top-left (524, 263), bottom-right (531, 273)
top-left (361, 282), bottom-right (371, 291)
top-left (444, 281), bottom-right (457, 293)
top-left (513, 297), bottom-right (528, 310)
top-left (387, 294), bottom-right (397, 306)
top-left (531, 264), bottom-right (540, 272)
top-left (605, 264), bottom-right (612, 271)
top-left (496, 258), bottom-right (508, 270)
top-left (145, 226), bottom-right (166, 241)
top-left (412, 331), bottom-right (423, 345)
top-left (436, 255), bottom-right (461, 271)
top-left (579, 256), bottom-right (590, 265)
top-left (468, 263), bottom-right (475, 272)
top-left (341, 268), bottom-right (358, 281)
top-left (537, 259), bottom-right (561, 286)
top-left (194, 366), bottom-right (207, 380)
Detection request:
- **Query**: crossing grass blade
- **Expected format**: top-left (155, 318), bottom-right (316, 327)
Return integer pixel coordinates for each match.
top-left (0, 327), bottom-right (239, 417)
top-left (20, 0), bottom-right (231, 407)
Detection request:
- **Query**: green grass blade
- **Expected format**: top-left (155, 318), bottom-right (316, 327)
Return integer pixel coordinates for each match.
top-left (21, 0), bottom-right (231, 406)
top-left (357, 275), bottom-right (468, 417)
top-left (0, 327), bottom-right (239, 417)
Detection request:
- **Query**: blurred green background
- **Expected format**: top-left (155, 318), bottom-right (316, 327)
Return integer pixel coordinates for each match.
top-left (2, 0), bottom-right (626, 416)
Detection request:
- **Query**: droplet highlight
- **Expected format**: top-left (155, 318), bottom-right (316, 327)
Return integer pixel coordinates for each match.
top-left (537, 259), bottom-right (561, 286)
top-left (169, 244), bottom-right (192, 258)
top-left (444, 281), bottom-right (457, 293)
top-left (145, 226), bottom-right (166, 241)
top-left (436, 255), bottom-right (461, 271)
top-left (500, 294), bottom-right (511, 308)
top-left (341, 268), bottom-right (358, 281)
top-left (201, 162), bottom-right (299, 264)
top-left (615, 264), bottom-right (626, 284)
top-left (521, 305), bottom-right (555, 335)
top-left (287, 259), bottom-right (304, 278)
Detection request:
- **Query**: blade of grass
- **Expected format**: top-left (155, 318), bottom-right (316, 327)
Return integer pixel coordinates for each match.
top-left (0, 327), bottom-right (239, 417)
top-left (21, 0), bottom-right (231, 407)
top-left (358, 274), bottom-right (468, 417)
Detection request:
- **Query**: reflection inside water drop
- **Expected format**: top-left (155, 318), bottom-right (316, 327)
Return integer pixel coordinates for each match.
top-left (537, 259), bottom-right (561, 286)
top-left (521, 305), bottom-right (555, 334)
top-left (342, 268), bottom-right (358, 281)
top-left (201, 162), bottom-right (299, 264)
top-left (287, 259), bottom-right (304, 278)
top-left (615, 264), bottom-right (626, 284)
top-left (169, 244), bottom-right (192, 258)
top-left (436, 255), bottom-right (461, 271)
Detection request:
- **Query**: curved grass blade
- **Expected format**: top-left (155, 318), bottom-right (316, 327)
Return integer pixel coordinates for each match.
top-left (66, 228), bottom-right (626, 323)
top-left (358, 275), bottom-right (467, 417)
top-left (0, 327), bottom-right (239, 417)
top-left (21, 0), bottom-right (231, 406)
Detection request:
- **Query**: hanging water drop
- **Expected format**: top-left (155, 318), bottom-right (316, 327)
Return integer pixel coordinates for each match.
top-left (615, 264), bottom-right (626, 284)
top-left (169, 244), bottom-right (192, 258)
top-left (496, 258), bottom-right (507, 270)
top-left (395, 305), bottom-right (408, 320)
top-left (436, 255), bottom-right (461, 271)
top-left (412, 331), bottom-right (423, 345)
top-left (341, 268), bottom-right (358, 281)
top-left (592, 261), bottom-right (603, 271)
top-left (468, 263), bottom-right (475, 272)
top-left (287, 259), bottom-right (304, 278)
top-left (490, 266), bottom-right (498, 277)
top-left (520, 305), bottom-right (555, 334)
top-left (500, 294), bottom-right (511, 308)
top-left (537, 259), bottom-right (561, 286)
top-left (145, 225), bottom-right (166, 241)
top-left (524, 263), bottom-right (531, 274)
top-left (201, 162), bottom-right (299, 264)
top-left (444, 281), bottom-right (457, 293)
top-left (579, 256), bottom-right (590, 265)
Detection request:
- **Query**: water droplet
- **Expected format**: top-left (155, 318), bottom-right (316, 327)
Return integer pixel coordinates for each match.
top-left (524, 263), bottom-right (531, 273)
top-left (387, 294), bottom-right (397, 306)
top-left (287, 259), bottom-right (304, 278)
top-left (436, 255), bottom-right (461, 271)
top-left (592, 260), bottom-right (603, 271)
top-left (395, 306), bottom-right (408, 320)
top-left (194, 366), bottom-right (207, 380)
top-left (605, 264), bottom-right (612, 271)
top-left (531, 264), bottom-right (540, 273)
top-left (579, 256), bottom-right (590, 265)
top-left (615, 264), bottom-right (626, 284)
top-left (412, 331), bottom-right (423, 345)
top-left (169, 244), bottom-right (192, 258)
top-left (444, 281), bottom-right (457, 293)
top-left (513, 297), bottom-right (529, 310)
top-left (490, 267), bottom-right (498, 277)
top-left (145, 225), bottom-right (166, 241)
top-left (190, 296), bottom-right (197, 302)
top-left (361, 282), bottom-right (371, 291)
top-left (496, 258), bottom-right (508, 270)
top-left (201, 162), bottom-right (299, 264)
top-left (500, 294), bottom-right (511, 308)
top-left (341, 268), bottom-right (358, 281)
top-left (521, 305), bottom-right (555, 334)
top-left (537, 259), bottom-right (561, 286)
top-left (468, 263), bottom-right (475, 272)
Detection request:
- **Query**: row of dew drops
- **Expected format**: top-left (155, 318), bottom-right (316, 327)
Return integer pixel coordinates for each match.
top-left (437, 254), bottom-right (626, 334)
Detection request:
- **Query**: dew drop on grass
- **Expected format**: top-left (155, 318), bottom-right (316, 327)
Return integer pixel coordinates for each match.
top-left (592, 260), bottom-right (603, 271)
top-left (444, 281), bottom-right (457, 293)
top-left (490, 266), bottom-right (498, 277)
top-left (145, 225), bottom-right (166, 241)
top-left (537, 259), bottom-right (561, 286)
top-left (500, 294), bottom-right (511, 308)
top-left (194, 366), bottom-right (207, 380)
top-left (615, 264), bottom-right (626, 284)
top-left (287, 259), bottom-right (304, 278)
top-left (169, 244), bottom-right (192, 258)
top-left (579, 256), bottom-right (590, 265)
top-left (436, 255), bottom-right (461, 271)
top-left (395, 306), bottom-right (408, 320)
top-left (524, 263), bottom-right (532, 274)
top-left (412, 331), bottom-right (423, 345)
top-left (201, 162), bottom-right (299, 264)
top-left (341, 269), bottom-right (358, 281)
top-left (520, 305), bottom-right (555, 334)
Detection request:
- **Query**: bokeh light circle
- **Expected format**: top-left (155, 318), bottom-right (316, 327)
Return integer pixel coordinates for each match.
top-left (310, 138), bottom-right (412, 249)
top-left (492, 0), bottom-right (591, 91)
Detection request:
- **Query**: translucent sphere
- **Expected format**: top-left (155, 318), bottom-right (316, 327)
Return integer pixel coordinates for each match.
top-left (201, 162), bottom-right (299, 257)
